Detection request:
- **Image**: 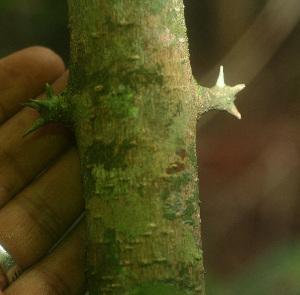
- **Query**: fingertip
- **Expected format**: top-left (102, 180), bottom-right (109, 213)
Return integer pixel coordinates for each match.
top-left (20, 46), bottom-right (66, 83)
top-left (0, 46), bottom-right (66, 90)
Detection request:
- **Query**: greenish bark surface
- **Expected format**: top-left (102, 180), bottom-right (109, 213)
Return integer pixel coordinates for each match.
top-left (24, 0), bottom-right (244, 294)
top-left (66, 0), bottom-right (205, 294)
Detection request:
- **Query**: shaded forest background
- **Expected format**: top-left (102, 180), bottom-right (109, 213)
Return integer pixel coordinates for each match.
top-left (0, 0), bottom-right (299, 294)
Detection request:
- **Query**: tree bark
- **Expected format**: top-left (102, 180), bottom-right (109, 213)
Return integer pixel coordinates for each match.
top-left (23, 1), bottom-right (243, 294)
top-left (66, 0), bottom-right (205, 294)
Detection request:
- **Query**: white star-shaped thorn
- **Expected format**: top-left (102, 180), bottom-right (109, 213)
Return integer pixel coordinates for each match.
top-left (213, 65), bottom-right (245, 119)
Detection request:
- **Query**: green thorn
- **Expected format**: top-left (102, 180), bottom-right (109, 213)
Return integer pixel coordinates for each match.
top-left (21, 83), bottom-right (63, 138)
top-left (20, 99), bottom-right (47, 111)
top-left (22, 118), bottom-right (46, 138)
top-left (45, 83), bottom-right (55, 97)
top-left (20, 101), bottom-right (39, 110)
top-left (29, 99), bottom-right (49, 110)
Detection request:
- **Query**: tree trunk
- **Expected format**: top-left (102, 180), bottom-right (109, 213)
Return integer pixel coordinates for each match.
top-left (24, 0), bottom-right (244, 294)
top-left (66, 0), bottom-right (205, 294)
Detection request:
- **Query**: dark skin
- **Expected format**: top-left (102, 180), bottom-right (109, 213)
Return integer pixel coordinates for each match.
top-left (0, 47), bottom-right (86, 294)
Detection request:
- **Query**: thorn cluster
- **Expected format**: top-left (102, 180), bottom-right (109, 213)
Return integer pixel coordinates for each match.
top-left (21, 83), bottom-right (62, 137)
top-left (199, 66), bottom-right (245, 119)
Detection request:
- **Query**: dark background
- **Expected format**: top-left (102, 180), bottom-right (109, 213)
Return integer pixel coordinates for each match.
top-left (1, 1), bottom-right (299, 294)
top-left (0, 0), bottom-right (69, 61)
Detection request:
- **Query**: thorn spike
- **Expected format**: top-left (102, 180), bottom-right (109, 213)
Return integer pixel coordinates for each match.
top-left (216, 65), bottom-right (225, 88)
top-left (22, 118), bottom-right (46, 138)
top-left (45, 83), bottom-right (55, 97)
top-left (228, 104), bottom-right (241, 119)
top-left (232, 84), bottom-right (245, 94)
top-left (20, 101), bottom-right (39, 110)
top-left (30, 99), bottom-right (48, 110)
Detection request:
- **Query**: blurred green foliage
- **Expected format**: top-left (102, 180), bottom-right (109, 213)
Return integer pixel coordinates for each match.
top-left (0, 0), bottom-right (69, 62)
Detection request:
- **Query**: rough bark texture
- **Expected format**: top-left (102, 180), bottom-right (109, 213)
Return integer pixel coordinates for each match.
top-left (66, 0), bottom-right (205, 294)
top-left (23, 1), bottom-right (243, 294)
top-left (22, 0), bottom-right (245, 294)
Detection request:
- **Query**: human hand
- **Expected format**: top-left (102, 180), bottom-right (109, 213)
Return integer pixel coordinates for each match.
top-left (0, 47), bottom-right (86, 294)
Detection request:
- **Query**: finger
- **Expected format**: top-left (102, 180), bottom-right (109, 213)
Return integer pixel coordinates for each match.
top-left (0, 71), bottom-right (72, 206)
top-left (3, 219), bottom-right (86, 295)
top-left (0, 146), bottom-right (84, 271)
top-left (0, 46), bottom-right (65, 124)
